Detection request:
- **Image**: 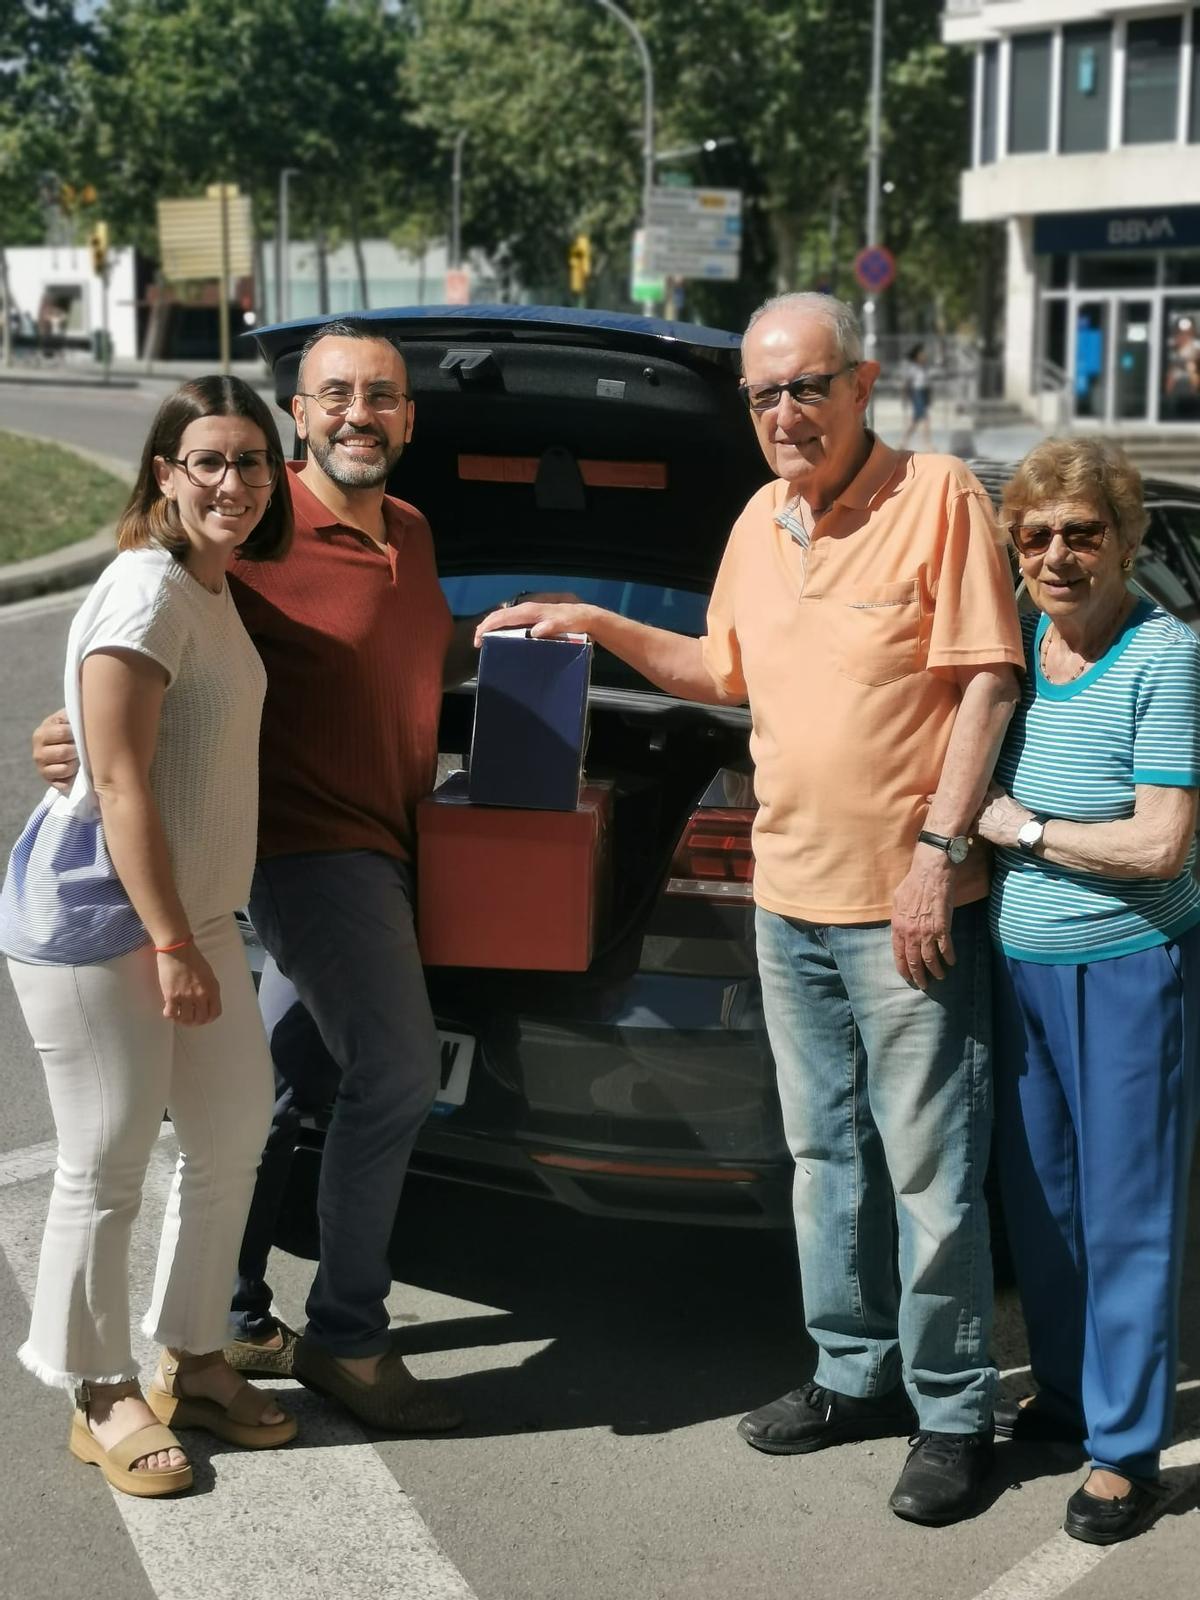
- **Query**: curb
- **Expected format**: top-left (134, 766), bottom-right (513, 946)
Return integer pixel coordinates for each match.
top-left (0, 428), bottom-right (132, 606)
top-left (0, 525), bottom-right (117, 605)
top-left (0, 370), bottom-right (139, 390)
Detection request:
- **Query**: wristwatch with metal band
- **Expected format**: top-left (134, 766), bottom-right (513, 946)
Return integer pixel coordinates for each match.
top-left (917, 829), bottom-right (971, 865)
top-left (1016, 816), bottom-right (1047, 855)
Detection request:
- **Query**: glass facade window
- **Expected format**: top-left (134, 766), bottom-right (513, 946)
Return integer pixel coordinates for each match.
top-left (1075, 253), bottom-right (1158, 290)
top-left (1123, 15), bottom-right (1183, 145)
top-left (1163, 300), bottom-right (1200, 420)
top-left (1009, 32), bottom-right (1052, 153)
top-left (1061, 22), bottom-right (1111, 153)
top-left (980, 41), bottom-right (998, 163)
top-left (1048, 254), bottom-right (1070, 290)
top-left (1165, 253), bottom-right (1200, 287)
top-left (1044, 299), bottom-right (1068, 373)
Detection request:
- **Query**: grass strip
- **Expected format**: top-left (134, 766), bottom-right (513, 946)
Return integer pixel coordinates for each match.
top-left (0, 430), bottom-right (129, 564)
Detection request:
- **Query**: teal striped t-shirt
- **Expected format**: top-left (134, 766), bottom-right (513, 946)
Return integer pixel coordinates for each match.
top-left (990, 598), bottom-right (1200, 964)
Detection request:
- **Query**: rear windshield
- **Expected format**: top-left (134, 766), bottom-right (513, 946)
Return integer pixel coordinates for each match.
top-left (441, 573), bottom-right (711, 693)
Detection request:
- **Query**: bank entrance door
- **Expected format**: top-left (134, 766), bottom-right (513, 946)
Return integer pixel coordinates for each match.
top-left (1071, 296), bottom-right (1156, 424)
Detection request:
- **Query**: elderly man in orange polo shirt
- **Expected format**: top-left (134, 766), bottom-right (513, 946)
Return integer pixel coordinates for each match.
top-left (478, 292), bottom-right (1023, 1526)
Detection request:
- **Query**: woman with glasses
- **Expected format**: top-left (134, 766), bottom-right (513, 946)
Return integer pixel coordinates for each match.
top-left (974, 436), bottom-right (1200, 1544)
top-left (0, 377), bottom-right (298, 1496)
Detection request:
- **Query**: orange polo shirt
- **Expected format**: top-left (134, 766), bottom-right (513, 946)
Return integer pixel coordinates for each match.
top-left (701, 439), bottom-right (1023, 924)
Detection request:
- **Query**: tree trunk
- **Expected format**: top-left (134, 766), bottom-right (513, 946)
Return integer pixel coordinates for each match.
top-left (315, 225), bottom-right (330, 315)
top-left (0, 243), bottom-right (12, 369)
top-left (350, 201), bottom-right (370, 310)
top-left (767, 205), bottom-right (801, 295)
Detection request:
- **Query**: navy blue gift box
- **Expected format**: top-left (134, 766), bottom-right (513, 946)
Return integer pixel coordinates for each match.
top-left (468, 629), bottom-right (591, 811)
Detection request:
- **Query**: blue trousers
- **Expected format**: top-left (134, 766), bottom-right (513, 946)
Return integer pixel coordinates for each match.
top-left (994, 928), bottom-right (1200, 1479)
top-left (755, 902), bottom-right (996, 1434)
top-left (230, 851), bottom-right (441, 1356)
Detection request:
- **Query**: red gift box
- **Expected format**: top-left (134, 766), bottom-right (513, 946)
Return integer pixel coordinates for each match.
top-left (417, 775), bottom-right (612, 970)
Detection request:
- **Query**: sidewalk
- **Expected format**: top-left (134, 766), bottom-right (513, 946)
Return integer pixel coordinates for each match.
top-left (0, 353), bottom-right (272, 392)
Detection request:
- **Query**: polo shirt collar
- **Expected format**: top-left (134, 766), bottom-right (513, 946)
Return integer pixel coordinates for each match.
top-left (773, 431), bottom-right (902, 523)
top-left (286, 459), bottom-right (406, 546)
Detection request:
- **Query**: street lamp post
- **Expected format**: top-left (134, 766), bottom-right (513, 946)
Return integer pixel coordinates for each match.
top-left (275, 167), bottom-right (298, 324)
top-left (863, 0), bottom-right (885, 363)
top-left (589, 0), bottom-right (654, 240)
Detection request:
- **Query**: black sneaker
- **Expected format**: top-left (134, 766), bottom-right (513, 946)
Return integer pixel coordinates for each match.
top-left (1063, 1477), bottom-right (1164, 1545)
top-left (888, 1430), bottom-right (995, 1525)
top-left (737, 1381), bottom-right (915, 1455)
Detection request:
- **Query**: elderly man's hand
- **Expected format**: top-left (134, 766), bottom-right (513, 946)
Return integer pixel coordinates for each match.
top-left (33, 709), bottom-right (78, 793)
top-left (474, 599), bottom-right (595, 649)
top-left (891, 848), bottom-right (957, 989)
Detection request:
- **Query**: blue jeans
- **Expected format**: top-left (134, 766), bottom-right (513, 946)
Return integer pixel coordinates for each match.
top-left (230, 852), bottom-right (441, 1356)
top-left (994, 930), bottom-right (1200, 1479)
top-left (755, 901), bottom-right (996, 1434)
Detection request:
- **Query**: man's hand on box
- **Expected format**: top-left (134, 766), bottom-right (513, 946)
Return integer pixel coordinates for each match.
top-left (33, 709), bottom-right (78, 793)
top-left (474, 598), bottom-right (594, 648)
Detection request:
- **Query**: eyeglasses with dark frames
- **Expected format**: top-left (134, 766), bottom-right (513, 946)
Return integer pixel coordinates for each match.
top-left (165, 449), bottom-right (278, 488)
top-left (1009, 520), bottom-right (1110, 556)
top-left (740, 363), bottom-right (859, 412)
top-left (296, 384), bottom-right (410, 415)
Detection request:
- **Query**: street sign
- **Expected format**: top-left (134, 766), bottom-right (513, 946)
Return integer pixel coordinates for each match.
top-left (444, 268), bottom-right (471, 305)
top-left (853, 244), bottom-right (896, 293)
top-left (157, 189), bottom-right (253, 281)
top-left (630, 228), bottom-right (666, 306)
top-left (644, 185), bottom-right (741, 281)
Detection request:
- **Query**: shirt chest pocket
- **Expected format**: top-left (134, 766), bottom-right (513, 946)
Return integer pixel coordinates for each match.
top-left (827, 579), bottom-right (921, 686)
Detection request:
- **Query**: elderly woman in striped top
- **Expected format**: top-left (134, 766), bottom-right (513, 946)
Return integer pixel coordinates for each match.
top-left (975, 436), bottom-right (1200, 1546)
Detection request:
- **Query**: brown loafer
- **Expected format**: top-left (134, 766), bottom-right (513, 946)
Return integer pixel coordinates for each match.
top-left (223, 1318), bottom-right (300, 1378)
top-left (292, 1336), bottom-right (464, 1433)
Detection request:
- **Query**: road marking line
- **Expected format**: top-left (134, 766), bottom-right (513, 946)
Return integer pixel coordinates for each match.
top-left (0, 1132), bottom-right (479, 1600)
top-left (969, 1435), bottom-right (1200, 1600)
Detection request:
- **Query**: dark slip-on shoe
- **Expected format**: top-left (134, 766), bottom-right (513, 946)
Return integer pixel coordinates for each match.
top-left (293, 1336), bottom-right (464, 1433)
top-left (1063, 1477), bottom-right (1165, 1545)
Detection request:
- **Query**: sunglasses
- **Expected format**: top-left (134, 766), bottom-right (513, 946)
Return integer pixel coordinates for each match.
top-left (1009, 520), bottom-right (1109, 556)
top-left (740, 364), bottom-right (859, 412)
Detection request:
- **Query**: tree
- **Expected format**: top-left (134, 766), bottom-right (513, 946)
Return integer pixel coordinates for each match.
top-left (0, 0), bottom-right (94, 364)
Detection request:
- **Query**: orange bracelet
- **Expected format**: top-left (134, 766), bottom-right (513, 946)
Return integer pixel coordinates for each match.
top-left (154, 935), bottom-right (194, 955)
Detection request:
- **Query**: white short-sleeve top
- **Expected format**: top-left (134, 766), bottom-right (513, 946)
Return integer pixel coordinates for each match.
top-left (61, 545), bottom-right (267, 924)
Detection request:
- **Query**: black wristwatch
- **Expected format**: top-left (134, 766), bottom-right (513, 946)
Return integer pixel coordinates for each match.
top-left (918, 829), bottom-right (971, 865)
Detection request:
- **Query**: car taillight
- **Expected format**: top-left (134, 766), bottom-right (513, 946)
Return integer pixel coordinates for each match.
top-left (666, 808), bottom-right (755, 902)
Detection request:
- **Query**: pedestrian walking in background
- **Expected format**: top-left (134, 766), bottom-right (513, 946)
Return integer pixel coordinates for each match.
top-left (900, 342), bottom-right (934, 451)
top-left (2, 377), bottom-right (297, 1496)
top-left (976, 436), bottom-right (1200, 1545)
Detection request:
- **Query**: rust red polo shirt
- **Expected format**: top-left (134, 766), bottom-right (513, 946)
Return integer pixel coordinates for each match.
top-left (229, 462), bottom-right (452, 863)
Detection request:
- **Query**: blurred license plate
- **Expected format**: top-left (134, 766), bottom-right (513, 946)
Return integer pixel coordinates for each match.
top-left (435, 1029), bottom-right (475, 1111)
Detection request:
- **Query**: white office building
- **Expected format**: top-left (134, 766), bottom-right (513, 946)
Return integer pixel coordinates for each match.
top-left (943, 0), bottom-right (1200, 430)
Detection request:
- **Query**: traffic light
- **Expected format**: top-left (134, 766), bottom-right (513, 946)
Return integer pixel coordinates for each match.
top-left (88, 221), bottom-right (109, 276)
top-left (568, 233), bottom-right (591, 297)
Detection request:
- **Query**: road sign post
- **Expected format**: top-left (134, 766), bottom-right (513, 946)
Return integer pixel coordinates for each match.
top-left (853, 244), bottom-right (895, 295)
top-left (643, 185), bottom-right (741, 282)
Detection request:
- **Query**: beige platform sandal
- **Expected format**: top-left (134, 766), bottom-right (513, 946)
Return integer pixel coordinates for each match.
top-left (148, 1349), bottom-right (298, 1449)
top-left (69, 1384), bottom-right (193, 1498)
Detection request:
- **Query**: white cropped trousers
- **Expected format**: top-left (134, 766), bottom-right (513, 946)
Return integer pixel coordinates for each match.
top-left (7, 913), bottom-right (273, 1389)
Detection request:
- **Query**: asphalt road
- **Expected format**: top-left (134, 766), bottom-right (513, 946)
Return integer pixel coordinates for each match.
top-left (0, 384), bottom-right (1197, 1600)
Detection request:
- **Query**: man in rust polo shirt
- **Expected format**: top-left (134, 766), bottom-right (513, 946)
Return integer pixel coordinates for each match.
top-left (478, 293), bottom-right (1023, 1524)
top-left (219, 321), bottom-right (467, 1431)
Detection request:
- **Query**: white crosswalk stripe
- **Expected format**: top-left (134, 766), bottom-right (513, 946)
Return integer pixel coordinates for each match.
top-left (0, 1131), bottom-right (478, 1600)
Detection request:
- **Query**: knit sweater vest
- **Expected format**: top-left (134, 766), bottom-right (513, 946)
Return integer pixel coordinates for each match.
top-left (229, 463), bottom-right (452, 863)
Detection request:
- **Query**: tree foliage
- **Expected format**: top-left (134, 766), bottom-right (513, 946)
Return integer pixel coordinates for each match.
top-left (2, 0), bottom-right (980, 331)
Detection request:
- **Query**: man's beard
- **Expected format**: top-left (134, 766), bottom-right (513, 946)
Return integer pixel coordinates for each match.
top-left (308, 427), bottom-right (405, 488)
